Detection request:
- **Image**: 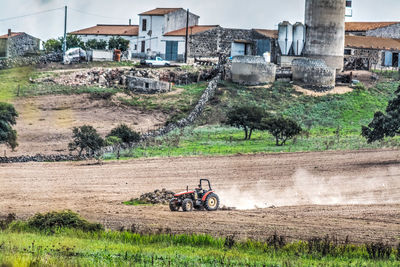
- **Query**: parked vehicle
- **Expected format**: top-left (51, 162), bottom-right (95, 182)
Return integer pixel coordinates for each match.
top-left (63, 48), bottom-right (87, 64)
top-left (140, 57), bottom-right (171, 67)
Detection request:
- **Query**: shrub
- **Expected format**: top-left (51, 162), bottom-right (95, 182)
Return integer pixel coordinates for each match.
top-left (85, 39), bottom-right (108, 50)
top-left (43, 38), bottom-right (62, 52)
top-left (108, 37), bottom-right (129, 52)
top-left (68, 125), bottom-right (104, 156)
top-left (226, 105), bottom-right (266, 140)
top-left (0, 102), bottom-right (18, 150)
top-left (105, 136), bottom-right (122, 146)
top-left (362, 85), bottom-right (400, 143)
top-left (262, 116), bottom-right (302, 146)
top-left (107, 124), bottom-right (140, 144)
top-left (28, 211), bottom-right (103, 232)
top-left (0, 213), bottom-right (16, 230)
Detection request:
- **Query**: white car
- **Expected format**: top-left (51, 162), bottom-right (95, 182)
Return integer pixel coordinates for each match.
top-left (63, 48), bottom-right (87, 64)
top-left (141, 57), bottom-right (171, 67)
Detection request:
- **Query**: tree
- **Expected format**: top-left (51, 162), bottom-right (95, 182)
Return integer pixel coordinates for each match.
top-left (0, 103), bottom-right (18, 150)
top-left (107, 124), bottom-right (140, 144)
top-left (362, 85), bottom-right (400, 143)
top-left (108, 37), bottom-right (130, 52)
top-left (262, 116), bottom-right (302, 146)
top-left (226, 105), bottom-right (266, 140)
top-left (43, 39), bottom-right (62, 52)
top-left (85, 39), bottom-right (108, 50)
top-left (68, 125), bottom-right (104, 156)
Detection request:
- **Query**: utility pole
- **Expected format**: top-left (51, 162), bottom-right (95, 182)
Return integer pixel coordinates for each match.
top-left (63, 5), bottom-right (67, 58)
top-left (184, 9), bottom-right (189, 63)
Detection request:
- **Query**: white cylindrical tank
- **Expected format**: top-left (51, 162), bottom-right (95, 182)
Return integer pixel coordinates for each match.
top-left (303, 0), bottom-right (346, 71)
top-left (278, 21), bottom-right (293, 56)
top-left (293, 22), bottom-right (305, 56)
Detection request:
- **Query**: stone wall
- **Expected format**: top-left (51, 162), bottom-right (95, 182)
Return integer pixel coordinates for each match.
top-left (344, 48), bottom-right (382, 70)
top-left (188, 27), bottom-right (276, 59)
top-left (126, 76), bottom-right (171, 94)
top-left (0, 52), bottom-right (63, 70)
top-left (0, 39), bottom-right (7, 58)
top-left (7, 33), bottom-right (40, 57)
top-left (367, 23), bottom-right (400, 39)
top-left (0, 154), bottom-right (87, 164)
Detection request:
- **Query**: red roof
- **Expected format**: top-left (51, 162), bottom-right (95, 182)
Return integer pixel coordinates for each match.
top-left (164, 25), bottom-right (218, 36)
top-left (139, 8), bottom-right (182, 16)
top-left (254, 29), bottom-right (278, 39)
top-left (0, 32), bottom-right (23, 39)
top-left (346, 22), bottom-right (399, 32)
top-left (69, 25), bottom-right (138, 36)
top-left (345, 35), bottom-right (400, 51)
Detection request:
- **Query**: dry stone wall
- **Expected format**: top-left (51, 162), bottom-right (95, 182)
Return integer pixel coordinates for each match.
top-left (0, 52), bottom-right (62, 70)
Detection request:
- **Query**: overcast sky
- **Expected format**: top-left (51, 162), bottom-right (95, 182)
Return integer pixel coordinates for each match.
top-left (1, 0), bottom-right (399, 41)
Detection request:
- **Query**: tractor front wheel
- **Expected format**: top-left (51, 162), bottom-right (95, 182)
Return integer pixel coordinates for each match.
top-left (204, 193), bottom-right (220, 211)
top-left (182, 198), bottom-right (194, 212)
top-left (169, 199), bottom-right (179, 212)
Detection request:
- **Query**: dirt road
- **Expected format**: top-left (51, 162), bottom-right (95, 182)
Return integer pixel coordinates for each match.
top-left (1, 149), bottom-right (399, 244)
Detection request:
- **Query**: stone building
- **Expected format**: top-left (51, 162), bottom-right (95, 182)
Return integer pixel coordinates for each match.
top-left (163, 26), bottom-right (277, 61)
top-left (344, 22), bottom-right (400, 69)
top-left (344, 35), bottom-right (400, 69)
top-left (0, 29), bottom-right (40, 58)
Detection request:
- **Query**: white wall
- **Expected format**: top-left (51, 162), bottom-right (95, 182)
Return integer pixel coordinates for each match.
top-left (138, 15), bottom-right (165, 54)
top-left (75, 34), bottom-right (139, 54)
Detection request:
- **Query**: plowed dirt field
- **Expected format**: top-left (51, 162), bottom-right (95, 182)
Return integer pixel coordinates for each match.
top-left (1, 149), bottom-right (399, 244)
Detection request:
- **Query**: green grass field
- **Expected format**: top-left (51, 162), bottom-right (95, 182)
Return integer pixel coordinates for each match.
top-left (0, 67), bottom-right (34, 101)
top-left (0, 219), bottom-right (398, 267)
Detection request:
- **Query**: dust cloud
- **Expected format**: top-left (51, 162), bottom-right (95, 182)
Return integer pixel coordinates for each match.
top-left (218, 168), bottom-right (400, 210)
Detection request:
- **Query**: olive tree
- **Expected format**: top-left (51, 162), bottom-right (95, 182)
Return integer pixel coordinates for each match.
top-left (226, 105), bottom-right (266, 140)
top-left (68, 125), bottom-right (104, 156)
top-left (0, 102), bottom-right (18, 150)
top-left (262, 116), bottom-right (302, 146)
top-left (362, 85), bottom-right (400, 143)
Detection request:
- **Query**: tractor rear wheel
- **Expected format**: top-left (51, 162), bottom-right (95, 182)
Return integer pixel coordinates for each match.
top-left (169, 199), bottom-right (179, 212)
top-left (182, 198), bottom-right (194, 212)
top-left (204, 193), bottom-right (219, 211)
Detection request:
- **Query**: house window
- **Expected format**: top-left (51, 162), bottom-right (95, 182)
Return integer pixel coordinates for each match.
top-left (346, 0), bottom-right (352, 8)
top-left (134, 44), bottom-right (137, 51)
top-left (142, 19), bottom-right (147, 32)
top-left (141, 41), bottom-right (145, 53)
top-left (344, 49), bottom-right (352, 55)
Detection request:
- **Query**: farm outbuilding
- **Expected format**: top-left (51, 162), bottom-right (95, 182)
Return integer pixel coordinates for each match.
top-left (0, 29), bottom-right (40, 58)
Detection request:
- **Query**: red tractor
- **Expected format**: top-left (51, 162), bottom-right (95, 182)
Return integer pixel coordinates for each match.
top-left (169, 179), bottom-right (220, 212)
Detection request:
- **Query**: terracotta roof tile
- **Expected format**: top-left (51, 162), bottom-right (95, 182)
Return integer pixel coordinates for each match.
top-left (164, 25), bottom-right (218, 36)
top-left (345, 35), bottom-right (400, 51)
top-left (0, 32), bottom-right (23, 39)
top-left (69, 25), bottom-right (138, 36)
top-left (253, 29), bottom-right (278, 39)
top-left (346, 22), bottom-right (399, 32)
top-left (139, 8), bottom-right (182, 16)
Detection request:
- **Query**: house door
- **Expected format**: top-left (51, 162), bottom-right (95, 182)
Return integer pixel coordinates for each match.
top-left (384, 51), bottom-right (393, 67)
top-left (392, 53), bottom-right (399, 67)
top-left (165, 41), bottom-right (178, 61)
top-left (256, 39), bottom-right (270, 56)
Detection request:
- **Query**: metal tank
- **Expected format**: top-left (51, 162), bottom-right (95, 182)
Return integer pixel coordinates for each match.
top-left (293, 22), bottom-right (305, 56)
top-left (278, 21), bottom-right (293, 56)
top-left (303, 0), bottom-right (346, 71)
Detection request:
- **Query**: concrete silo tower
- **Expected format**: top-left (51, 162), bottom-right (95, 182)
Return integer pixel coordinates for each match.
top-left (303, 0), bottom-right (346, 71)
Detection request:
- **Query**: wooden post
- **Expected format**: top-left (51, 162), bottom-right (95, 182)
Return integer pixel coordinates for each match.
top-left (17, 85), bottom-right (20, 97)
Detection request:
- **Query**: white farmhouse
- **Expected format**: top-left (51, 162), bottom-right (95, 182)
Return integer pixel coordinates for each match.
top-left (136, 8), bottom-right (199, 60)
top-left (69, 24), bottom-right (139, 55)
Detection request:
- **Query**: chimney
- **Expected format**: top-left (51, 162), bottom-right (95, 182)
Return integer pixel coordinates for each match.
top-left (129, 19), bottom-right (131, 25)
top-left (7, 29), bottom-right (11, 37)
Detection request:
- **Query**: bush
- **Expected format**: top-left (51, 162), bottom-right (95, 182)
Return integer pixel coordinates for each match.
top-left (43, 38), bottom-right (62, 52)
top-left (108, 37), bottom-right (129, 52)
top-left (85, 39), bottom-right (108, 50)
top-left (362, 85), bottom-right (400, 143)
top-left (28, 211), bottom-right (103, 232)
top-left (262, 116), bottom-right (302, 146)
top-left (226, 105), bottom-right (266, 140)
top-left (107, 124), bottom-right (140, 144)
top-left (105, 136), bottom-right (122, 146)
top-left (0, 102), bottom-right (18, 150)
top-left (68, 125), bottom-right (104, 156)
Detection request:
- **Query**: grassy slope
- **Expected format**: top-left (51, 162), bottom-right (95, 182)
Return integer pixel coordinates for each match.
top-left (107, 79), bottom-right (400, 159)
top-left (0, 67), bottom-right (34, 101)
top-left (0, 228), bottom-right (398, 267)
